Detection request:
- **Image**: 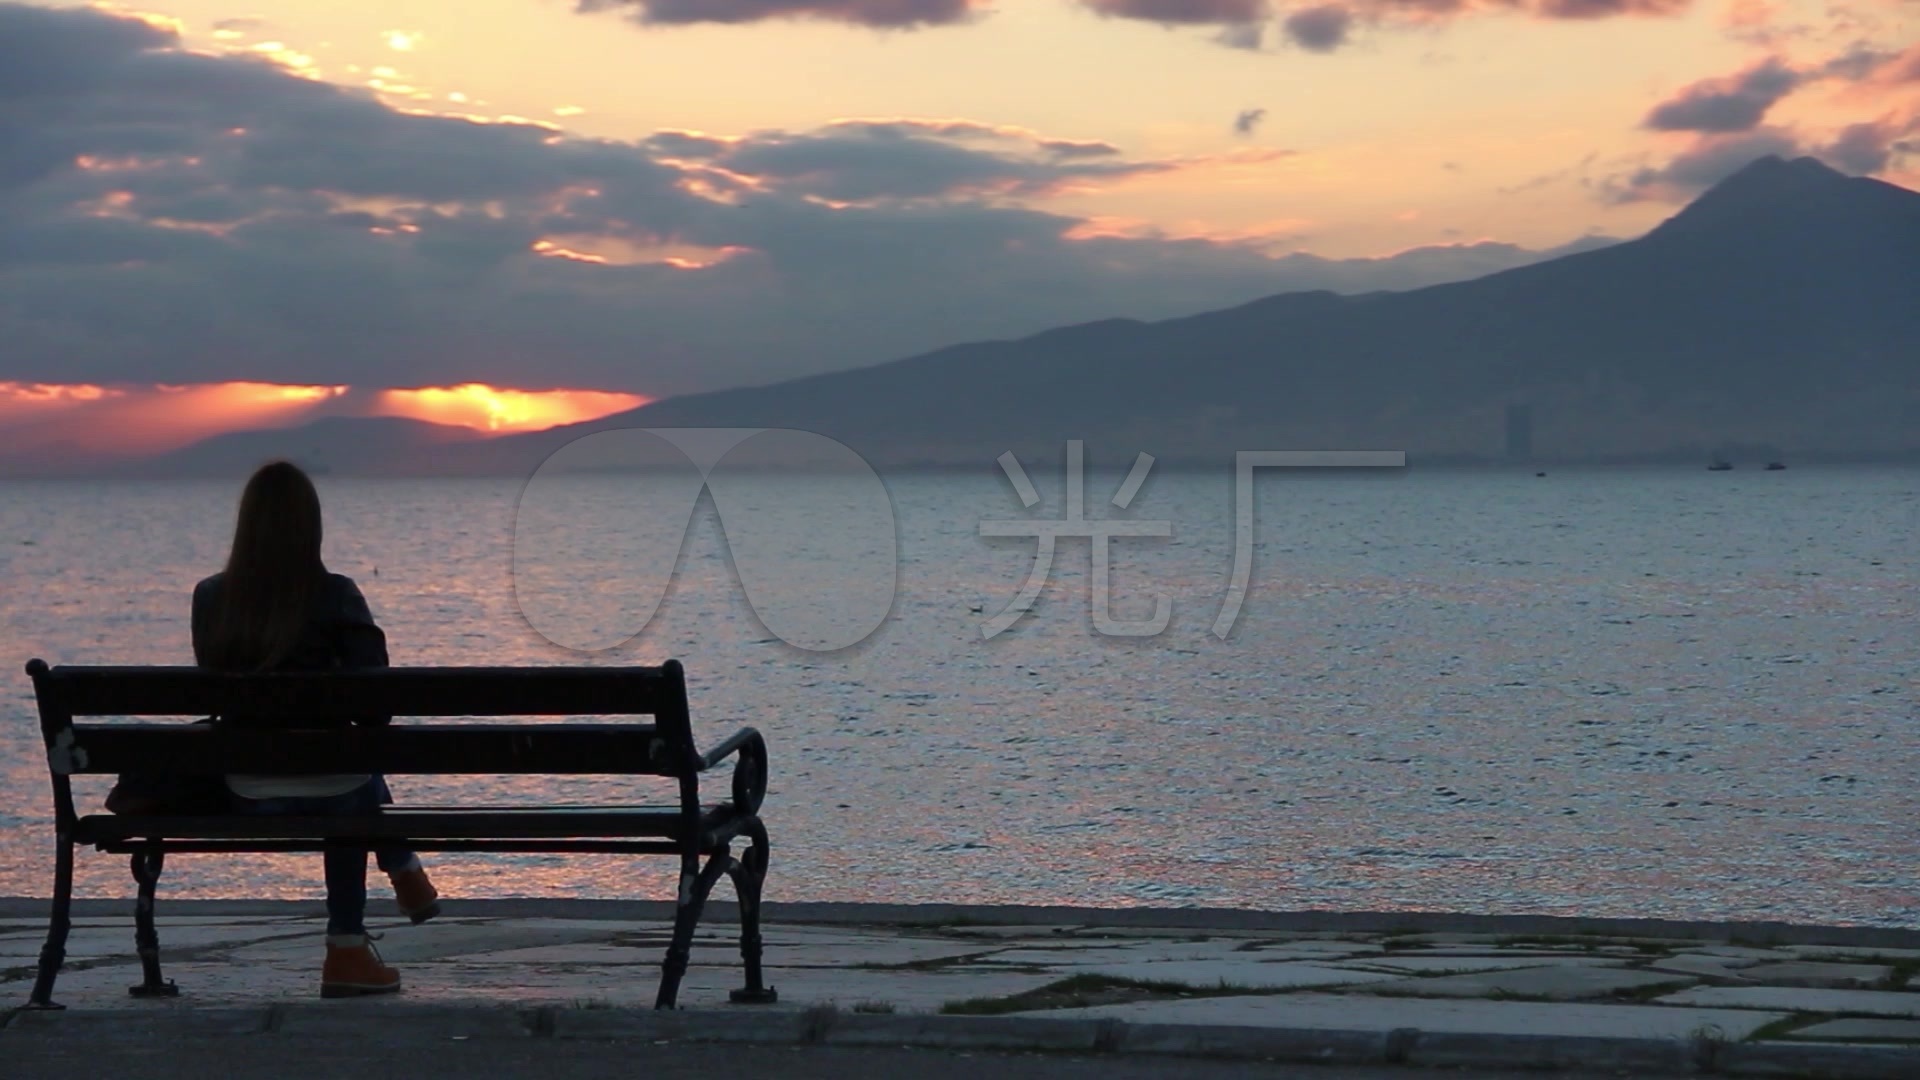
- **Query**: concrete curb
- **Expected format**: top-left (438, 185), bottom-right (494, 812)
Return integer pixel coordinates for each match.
top-left (3, 897), bottom-right (1916, 948)
top-left (7, 1004), bottom-right (1918, 1078)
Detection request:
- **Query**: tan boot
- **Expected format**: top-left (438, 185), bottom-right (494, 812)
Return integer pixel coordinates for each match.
top-left (321, 933), bottom-right (401, 998)
top-left (390, 863), bottom-right (441, 924)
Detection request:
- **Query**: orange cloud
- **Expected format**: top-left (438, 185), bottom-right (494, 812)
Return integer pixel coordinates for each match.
top-left (0, 382), bottom-right (122, 409)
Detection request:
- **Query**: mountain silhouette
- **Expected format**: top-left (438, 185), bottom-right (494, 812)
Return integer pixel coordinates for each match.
top-left (134, 416), bottom-right (482, 477)
top-left (1653, 154), bottom-right (1875, 235)
top-left (483, 155), bottom-right (1913, 467)
top-left (133, 155), bottom-right (1920, 475)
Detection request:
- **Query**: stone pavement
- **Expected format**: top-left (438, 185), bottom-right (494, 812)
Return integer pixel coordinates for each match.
top-left (5, 901), bottom-right (1920, 1077)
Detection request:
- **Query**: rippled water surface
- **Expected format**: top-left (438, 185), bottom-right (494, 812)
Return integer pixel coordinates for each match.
top-left (1, 467), bottom-right (1914, 925)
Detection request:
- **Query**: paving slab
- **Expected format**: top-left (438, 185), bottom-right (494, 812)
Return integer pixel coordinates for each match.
top-left (19, 959), bottom-right (1063, 1015)
top-left (0, 917), bottom-right (303, 930)
top-left (434, 942), bottom-right (673, 966)
top-left (1659, 986), bottom-right (1920, 1016)
top-left (1031, 926), bottom-right (1292, 940)
top-left (450, 934), bottom-right (987, 971)
top-left (940, 925), bottom-right (1088, 939)
top-left (919, 938), bottom-right (1101, 954)
top-left (19, 959), bottom-right (307, 1007)
top-left (675, 965), bottom-right (1065, 1013)
top-left (1, 929), bottom-right (147, 961)
top-left (979, 942), bottom-right (1254, 967)
top-left (1359, 964), bottom-right (1695, 1001)
top-left (1645, 953), bottom-right (1759, 981)
top-left (1789, 1018), bottom-right (1920, 1042)
top-left (19, 957), bottom-right (772, 1011)
top-left (450, 918), bottom-right (674, 934)
top-left (693, 927), bottom-right (994, 951)
top-left (1659, 950), bottom-right (1768, 970)
top-left (1784, 944), bottom-right (1920, 963)
top-left (352, 962), bottom-right (752, 1009)
top-left (1695, 944), bottom-right (1795, 961)
top-left (1334, 955), bottom-right (1625, 975)
top-left (1039, 991), bottom-right (1789, 1040)
top-left (1418, 943), bottom-right (1599, 953)
top-left (220, 922), bottom-right (624, 965)
top-left (1738, 960), bottom-right (1896, 988)
top-left (767, 937), bottom-right (1011, 968)
top-left (1069, 960), bottom-right (1404, 991)
top-left (728, 926), bottom-right (949, 942)
top-left (0, 923), bottom-right (302, 960)
top-left (1242, 940), bottom-right (1385, 958)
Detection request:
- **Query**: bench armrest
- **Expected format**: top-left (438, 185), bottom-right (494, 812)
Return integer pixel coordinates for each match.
top-left (698, 726), bottom-right (767, 817)
top-left (699, 727), bottom-right (761, 771)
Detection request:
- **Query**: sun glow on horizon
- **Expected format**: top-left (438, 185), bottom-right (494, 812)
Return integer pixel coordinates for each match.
top-left (0, 381), bottom-right (649, 458)
top-left (0, 382), bottom-right (348, 455)
top-left (371, 384), bottom-right (648, 433)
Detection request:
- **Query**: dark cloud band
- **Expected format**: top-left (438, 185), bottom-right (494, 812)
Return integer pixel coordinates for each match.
top-left (0, 1), bottom-right (1613, 395)
top-left (570, 0), bottom-right (1696, 42)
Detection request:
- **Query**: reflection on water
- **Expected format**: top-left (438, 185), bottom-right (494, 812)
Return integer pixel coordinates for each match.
top-left (0, 468), bottom-right (1914, 926)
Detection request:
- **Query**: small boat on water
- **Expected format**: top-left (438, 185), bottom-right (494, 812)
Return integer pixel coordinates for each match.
top-left (1707, 456), bottom-right (1733, 471)
top-left (1766, 461), bottom-right (1786, 471)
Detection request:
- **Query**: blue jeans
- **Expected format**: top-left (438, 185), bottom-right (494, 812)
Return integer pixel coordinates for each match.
top-left (234, 776), bottom-right (417, 937)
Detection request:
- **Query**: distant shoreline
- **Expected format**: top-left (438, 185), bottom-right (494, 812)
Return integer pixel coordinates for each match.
top-left (4, 455), bottom-right (1920, 481)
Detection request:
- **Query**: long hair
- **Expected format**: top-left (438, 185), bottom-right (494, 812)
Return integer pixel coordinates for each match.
top-left (199, 461), bottom-right (327, 671)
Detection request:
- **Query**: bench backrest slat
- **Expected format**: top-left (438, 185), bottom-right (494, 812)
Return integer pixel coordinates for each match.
top-left (49, 724), bottom-right (673, 776)
top-left (32, 666), bottom-right (677, 720)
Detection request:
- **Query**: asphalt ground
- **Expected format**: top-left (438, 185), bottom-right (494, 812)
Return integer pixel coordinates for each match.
top-left (0, 1031), bottom-right (1628, 1080)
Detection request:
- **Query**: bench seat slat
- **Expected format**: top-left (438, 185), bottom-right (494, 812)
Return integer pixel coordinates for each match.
top-left (74, 805), bottom-right (745, 843)
top-left (88, 839), bottom-right (694, 856)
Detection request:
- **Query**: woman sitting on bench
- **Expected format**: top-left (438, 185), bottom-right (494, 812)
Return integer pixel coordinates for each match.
top-left (193, 460), bottom-right (440, 999)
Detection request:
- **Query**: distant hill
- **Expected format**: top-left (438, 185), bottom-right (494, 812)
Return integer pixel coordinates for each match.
top-left (479, 155), bottom-right (1917, 468)
top-left (131, 416), bottom-right (483, 478)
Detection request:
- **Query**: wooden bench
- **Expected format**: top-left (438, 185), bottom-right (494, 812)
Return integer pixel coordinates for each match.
top-left (21, 658), bottom-right (775, 1011)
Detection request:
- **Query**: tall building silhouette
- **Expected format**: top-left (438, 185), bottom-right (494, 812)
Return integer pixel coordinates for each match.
top-left (1505, 404), bottom-right (1533, 461)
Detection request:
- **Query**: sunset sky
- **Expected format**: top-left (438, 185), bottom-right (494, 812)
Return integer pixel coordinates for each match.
top-left (0, 0), bottom-right (1915, 454)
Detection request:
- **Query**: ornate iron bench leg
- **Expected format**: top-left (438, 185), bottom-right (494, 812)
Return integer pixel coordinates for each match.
top-left (727, 820), bottom-right (777, 1004)
top-left (129, 847), bottom-right (178, 998)
top-left (24, 834), bottom-right (75, 1009)
top-left (655, 848), bottom-right (732, 1010)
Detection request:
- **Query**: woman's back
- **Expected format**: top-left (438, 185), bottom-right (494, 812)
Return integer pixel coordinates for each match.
top-left (192, 570), bottom-right (388, 685)
top-left (191, 460), bottom-right (391, 792)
